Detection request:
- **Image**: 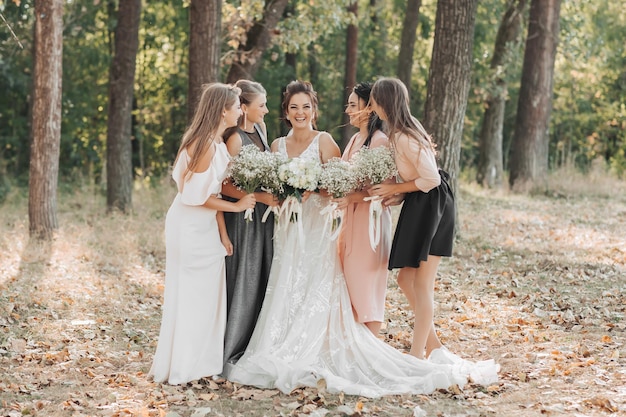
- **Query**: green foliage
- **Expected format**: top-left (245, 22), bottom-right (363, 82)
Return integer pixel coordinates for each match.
top-left (549, 0), bottom-right (626, 172)
top-left (0, 0), bottom-right (33, 179)
top-left (0, 0), bottom-right (624, 186)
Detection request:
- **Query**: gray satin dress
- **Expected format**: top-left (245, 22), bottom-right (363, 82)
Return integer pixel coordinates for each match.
top-left (223, 124), bottom-right (275, 366)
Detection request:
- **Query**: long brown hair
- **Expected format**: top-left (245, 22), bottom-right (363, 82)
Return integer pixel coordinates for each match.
top-left (281, 80), bottom-right (319, 129)
top-left (370, 77), bottom-right (436, 154)
top-left (176, 83), bottom-right (240, 181)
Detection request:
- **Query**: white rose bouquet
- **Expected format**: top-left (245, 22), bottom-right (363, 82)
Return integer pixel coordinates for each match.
top-left (276, 157), bottom-right (322, 232)
top-left (277, 157), bottom-right (322, 200)
top-left (318, 158), bottom-right (358, 239)
top-left (350, 146), bottom-right (398, 250)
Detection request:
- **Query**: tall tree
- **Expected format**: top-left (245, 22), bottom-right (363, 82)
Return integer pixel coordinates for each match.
top-left (341, 1), bottom-right (358, 147)
top-left (225, 0), bottom-right (290, 83)
top-left (397, 0), bottom-right (421, 95)
top-left (106, 0), bottom-right (141, 213)
top-left (476, 0), bottom-right (527, 188)
top-left (509, 0), bottom-right (561, 189)
top-left (188, 0), bottom-right (221, 120)
top-left (423, 0), bottom-right (478, 193)
top-left (29, 0), bottom-right (63, 239)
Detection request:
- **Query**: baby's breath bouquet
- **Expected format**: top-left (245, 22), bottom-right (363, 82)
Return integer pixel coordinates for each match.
top-left (350, 145), bottom-right (398, 250)
top-left (318, 158), bottom-right (358, 198)
top-left (318, 158), bottom-right (358, 239)
top-left (228, 145), bottom-right (280, 221)
top-left (350, 145), bottom-right (397, 188)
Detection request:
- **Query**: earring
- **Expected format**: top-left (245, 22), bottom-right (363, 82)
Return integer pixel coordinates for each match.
top-left (243, 113), bottom-right (247, 130)
top-left (222, 116), bottom-right (226, 126)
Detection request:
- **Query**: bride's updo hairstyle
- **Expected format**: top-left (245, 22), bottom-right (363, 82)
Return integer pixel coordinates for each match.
top-left (281, 80), bottom-right (319, 129)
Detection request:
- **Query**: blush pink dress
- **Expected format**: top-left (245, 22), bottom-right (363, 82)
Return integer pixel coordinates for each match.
top-left (338, 130), bottom-right (392, 324)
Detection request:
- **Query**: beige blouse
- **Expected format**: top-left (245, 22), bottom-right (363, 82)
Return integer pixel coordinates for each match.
top-left (393, 133), bottom-right (440, 193)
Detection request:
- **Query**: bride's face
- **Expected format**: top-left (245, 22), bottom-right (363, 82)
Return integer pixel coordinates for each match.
top-left (286, 93), bottom-right (315, 129)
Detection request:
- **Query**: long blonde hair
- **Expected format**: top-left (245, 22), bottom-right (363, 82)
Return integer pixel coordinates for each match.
top-left (370, 77), bottom-right (436, 154)
top-left (176, 83), bottom-right (241, 180)
top-left (224, 79), bottom-right (266, 140)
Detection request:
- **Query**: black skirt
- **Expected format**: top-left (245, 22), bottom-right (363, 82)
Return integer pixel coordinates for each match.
top-left (388, 170), bottom-right (455, 269)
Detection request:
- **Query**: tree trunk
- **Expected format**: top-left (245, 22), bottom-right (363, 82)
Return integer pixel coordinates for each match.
top-left (188, 0), bottom-right (221, 120)
top-left (341, 2), bottom-right (358, 149)
top-left (29, 0), bottom-right (63, 239)
top-left (397, 0), bottom-right (421, 96)
top-left (476, 0), bottom-right (527, 188)
top-left (423, 0), bottom-right (478, 194)
top-left (225, 0), bottom-right (290, 83)
top-left (369, 0), bottom-right (386, 76)
top-left (509, 0), bottom-right (561, 190)
top-left (106, 0), bottom-right (141, 213)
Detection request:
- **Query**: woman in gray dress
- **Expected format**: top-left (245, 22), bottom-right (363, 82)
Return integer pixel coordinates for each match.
top-left (221, 80), bottom-right (278, 366)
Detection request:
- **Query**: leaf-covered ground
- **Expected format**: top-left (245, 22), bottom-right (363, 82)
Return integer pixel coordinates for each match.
top-left (0, 175), bottom-right (625, 417)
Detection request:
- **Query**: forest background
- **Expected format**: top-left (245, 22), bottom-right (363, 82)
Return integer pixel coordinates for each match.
top-left (0, 1), bottom-right (626, 416)
top-left (1, 0), bottom-right (625, 204)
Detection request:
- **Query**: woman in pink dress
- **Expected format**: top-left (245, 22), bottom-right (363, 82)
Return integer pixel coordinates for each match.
top-left (333, 82), bottom-right (395, 335)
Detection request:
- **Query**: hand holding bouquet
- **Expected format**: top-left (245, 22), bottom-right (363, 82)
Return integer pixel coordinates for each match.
top-left (350, 146), bottom-right (397, 249)
top-left (228, 145), bottom-right (281, 222)
top-left (318, 158), bottom-right (358, 239)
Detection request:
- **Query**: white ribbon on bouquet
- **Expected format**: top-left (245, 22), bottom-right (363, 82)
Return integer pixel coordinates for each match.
top-left (320, 201), bottom-right (343, 241)
top-left (261, 205), bottom-right (280, 223)
top-left (363, 195), bottom-right (384, 251)
top-left (279, 195), bottom-right (304, 245)
top-left (243, 207), bottom-right (254, 222)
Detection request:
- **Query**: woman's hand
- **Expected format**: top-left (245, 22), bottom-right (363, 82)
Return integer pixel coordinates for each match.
top-left (382, 193), bottom-right (406, 207)
top-left (301, 190), bottom-right (312, 203)
top-left (221, 234), bottom-right (233, 256)
top-left (255, 191), bottom-right (279, 207)
top-left (235, 193), bottom-right (256, 212)
top-left (369, 183), bottom-right (398, 199)
top-left (332, 196), bottom-right (350, 210)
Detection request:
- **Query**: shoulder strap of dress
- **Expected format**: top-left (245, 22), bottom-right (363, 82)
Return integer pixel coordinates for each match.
top-left (237, 128), bottom-right (253, 146)
top-left (277, 136), bottom-right (286, 154)
top-left (254, 124), bottom-right (270, 151)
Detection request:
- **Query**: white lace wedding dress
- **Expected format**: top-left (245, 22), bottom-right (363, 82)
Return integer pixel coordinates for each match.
top-left (224, 134), bottom-right (499, 397)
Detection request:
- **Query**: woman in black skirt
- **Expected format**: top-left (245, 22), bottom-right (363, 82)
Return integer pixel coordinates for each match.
top-left (369, 77), bottom-right (455, 360)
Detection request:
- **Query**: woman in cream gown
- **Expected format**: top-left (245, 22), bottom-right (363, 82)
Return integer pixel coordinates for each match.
top-left (224, 81), bottom-right (499, 397)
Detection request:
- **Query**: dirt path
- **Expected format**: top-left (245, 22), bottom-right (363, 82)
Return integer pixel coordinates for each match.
top-left (0, 182), bottom-right (624, 416)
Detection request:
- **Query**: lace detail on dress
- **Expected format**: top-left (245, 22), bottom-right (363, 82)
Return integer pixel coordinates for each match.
top-left (223, 132), bottom-right (499, 397)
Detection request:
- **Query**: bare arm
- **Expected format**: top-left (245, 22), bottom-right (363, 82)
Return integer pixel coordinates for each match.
top-left (203, 194), bottom-right (256, 212)
top-left (216, 211), bottom-right (233, 256)
top-left (225, 132), bottom-right (243, 157)
top-left (318, 132), bottom-right (341, 163)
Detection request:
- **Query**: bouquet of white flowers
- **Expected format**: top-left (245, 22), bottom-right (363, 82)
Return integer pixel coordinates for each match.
top-left (228, 145), bottom-right (282, 221)
top-left (350, 145), bottom-right (397, 188)
top-left (350, 146), bottom-right (398, 250)
top-left (277, 157), bottom-right (322, 201)
top-left (318, 158), bottom-right (358, 239)
top-left (275, 157), bottom-right (322, 234)
top-left (318, 157), bottom-right (358, 198)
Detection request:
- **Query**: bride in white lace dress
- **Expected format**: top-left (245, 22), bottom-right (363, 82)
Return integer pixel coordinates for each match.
top-left (224, 81), bottom-right (499, 397)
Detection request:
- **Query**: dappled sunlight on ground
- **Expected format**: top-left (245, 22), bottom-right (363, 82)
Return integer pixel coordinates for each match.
top-left (1, 178), bottom-right (625, 416)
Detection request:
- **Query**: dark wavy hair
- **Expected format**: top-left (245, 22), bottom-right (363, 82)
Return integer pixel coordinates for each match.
top-left (281, 80), bottom-right (318, 129)
top-left (352, 81), bottom-right (384, 148)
